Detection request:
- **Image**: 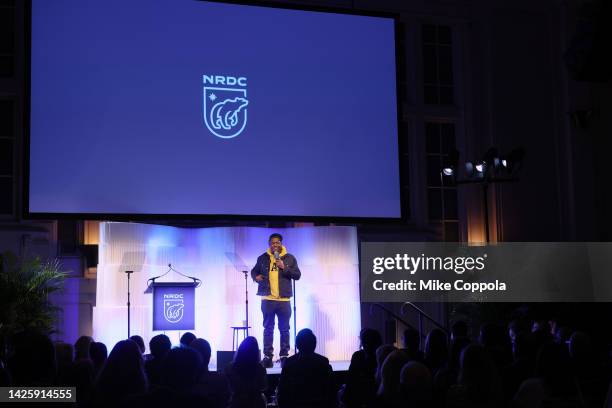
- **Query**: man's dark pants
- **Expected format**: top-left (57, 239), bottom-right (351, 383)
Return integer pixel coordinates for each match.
top-left (261, 299), bottom-right (291, 358)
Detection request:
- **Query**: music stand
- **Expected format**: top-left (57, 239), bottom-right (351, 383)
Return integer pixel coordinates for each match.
top-left (225, 252), bottom-right (250, 336)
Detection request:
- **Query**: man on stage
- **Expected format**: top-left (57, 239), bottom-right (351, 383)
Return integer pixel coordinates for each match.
top-left (251, 233), bottom-right (301, 368)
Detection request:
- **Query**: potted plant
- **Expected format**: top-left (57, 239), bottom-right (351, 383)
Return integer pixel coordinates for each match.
top-left (0, 251), bottom-right (67, 361)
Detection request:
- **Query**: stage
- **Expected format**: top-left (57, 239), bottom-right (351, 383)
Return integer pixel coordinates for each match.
top-left (93, 222), bottom-right (362, 366)
top-left (210, 360), bottom-right (351, 375)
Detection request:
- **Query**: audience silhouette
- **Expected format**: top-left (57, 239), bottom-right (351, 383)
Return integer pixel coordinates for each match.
top-left (225, 336), bottom-right (267, 408)
top-left (277, 328), bottom-right (333, 407)
top-left (424, 328), bottom-right (448, 377)
top-left (180, 331), bottom-right (197, 348)
top-left (144, 334), bottom-right (171, 387)
top-left (446, 343), bottom-right (503, 408)
top-left (400, 361), bottom-right (433, 408)
top-left (89, 341), bottom-right (108, 377)
top-left (1, 316), bottom-right (610, 408)
top-left (340, 328), bottom-right (382, 408)
top-left (377, 349), bottom-right (410, 408)
top-left (7, 331), bottom-right (56, 386)
top-left (191, 337), bottom-right (231, 408)
top-left (129, 335), bottom-right (146, 355)
top-left (94, 339), bottom-right (147, 407)
top-left (74, 335), bottom-right (94, 361)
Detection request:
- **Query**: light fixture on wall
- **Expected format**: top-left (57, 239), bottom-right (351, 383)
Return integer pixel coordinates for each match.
top-left (501, 147), bottom-right (526, 177)
top-left (440, 147), bottom-right (525, 242)
top-left (441, 149), bottom-right (460, 177)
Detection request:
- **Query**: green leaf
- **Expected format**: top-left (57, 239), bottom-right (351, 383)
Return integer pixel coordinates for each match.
top-left (0, 251), bottom-right (68, 360)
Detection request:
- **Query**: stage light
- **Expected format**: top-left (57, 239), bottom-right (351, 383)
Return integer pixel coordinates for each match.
top-left (465, 161), bottom-right (475, 178)
top-left (496, 147), bottom-right (525, 177)
top-left (473, 162), bottom-right (486, 180)
top-left (440, 148), bottom-right (459, 181)
top-left (505, 147), bottom-right (525, 175)
top-left (440, 146), bottom-right (525, 243)
top-left (464, 161), bottom-right (485, 180)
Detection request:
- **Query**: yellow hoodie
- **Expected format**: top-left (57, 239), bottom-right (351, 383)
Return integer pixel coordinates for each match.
top-left (265, 245), bottom-right (290, 301)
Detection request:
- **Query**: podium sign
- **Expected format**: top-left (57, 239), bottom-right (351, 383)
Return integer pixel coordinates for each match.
top-left (151, 282), bottom-right (196, 331)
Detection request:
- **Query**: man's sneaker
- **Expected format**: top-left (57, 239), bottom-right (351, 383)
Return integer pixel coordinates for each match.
top-left (279, 356), bottom-right (288, 368)
top-left (261, 356), bottom-right (273, 368)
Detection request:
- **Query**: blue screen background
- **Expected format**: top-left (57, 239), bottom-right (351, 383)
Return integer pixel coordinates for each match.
top-left (30, 0), bottom-right (400, 217)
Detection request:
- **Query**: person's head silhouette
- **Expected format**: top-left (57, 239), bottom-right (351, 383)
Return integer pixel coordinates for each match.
top-left (296, 329), bottom-right (317, 354)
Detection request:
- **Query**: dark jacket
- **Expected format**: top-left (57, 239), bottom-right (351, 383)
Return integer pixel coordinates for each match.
top-left (225, 361), bottom-right (267, 408)
top-left (341, 349), bottom-right (378, 408)
top-left (250, 252), bottom-right (301, 298)
top-left (277, 352), bottom-right (333, 408)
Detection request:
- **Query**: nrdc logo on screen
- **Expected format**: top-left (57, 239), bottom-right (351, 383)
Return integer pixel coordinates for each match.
top-left (203, 74), bottom-right (249, 139)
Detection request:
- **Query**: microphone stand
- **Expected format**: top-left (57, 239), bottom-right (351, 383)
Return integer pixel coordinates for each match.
top-left (276, 252), bottom-right (298, 355)
top-left (242, 270), bottom-right (249, 336)
top-left (125, 270), bottom-right (134, 338)
top-left (292, 278), bottom-right (297, 355)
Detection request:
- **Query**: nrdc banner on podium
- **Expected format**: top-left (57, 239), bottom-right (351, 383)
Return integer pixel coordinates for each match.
top-left (151, 282), bottom-right (197, 331)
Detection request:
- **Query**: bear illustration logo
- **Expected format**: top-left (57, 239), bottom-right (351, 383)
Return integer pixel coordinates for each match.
top-left (164, 298), bottom-right (184, 324)
top-left (203, 75), bottom-right (249, 139)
